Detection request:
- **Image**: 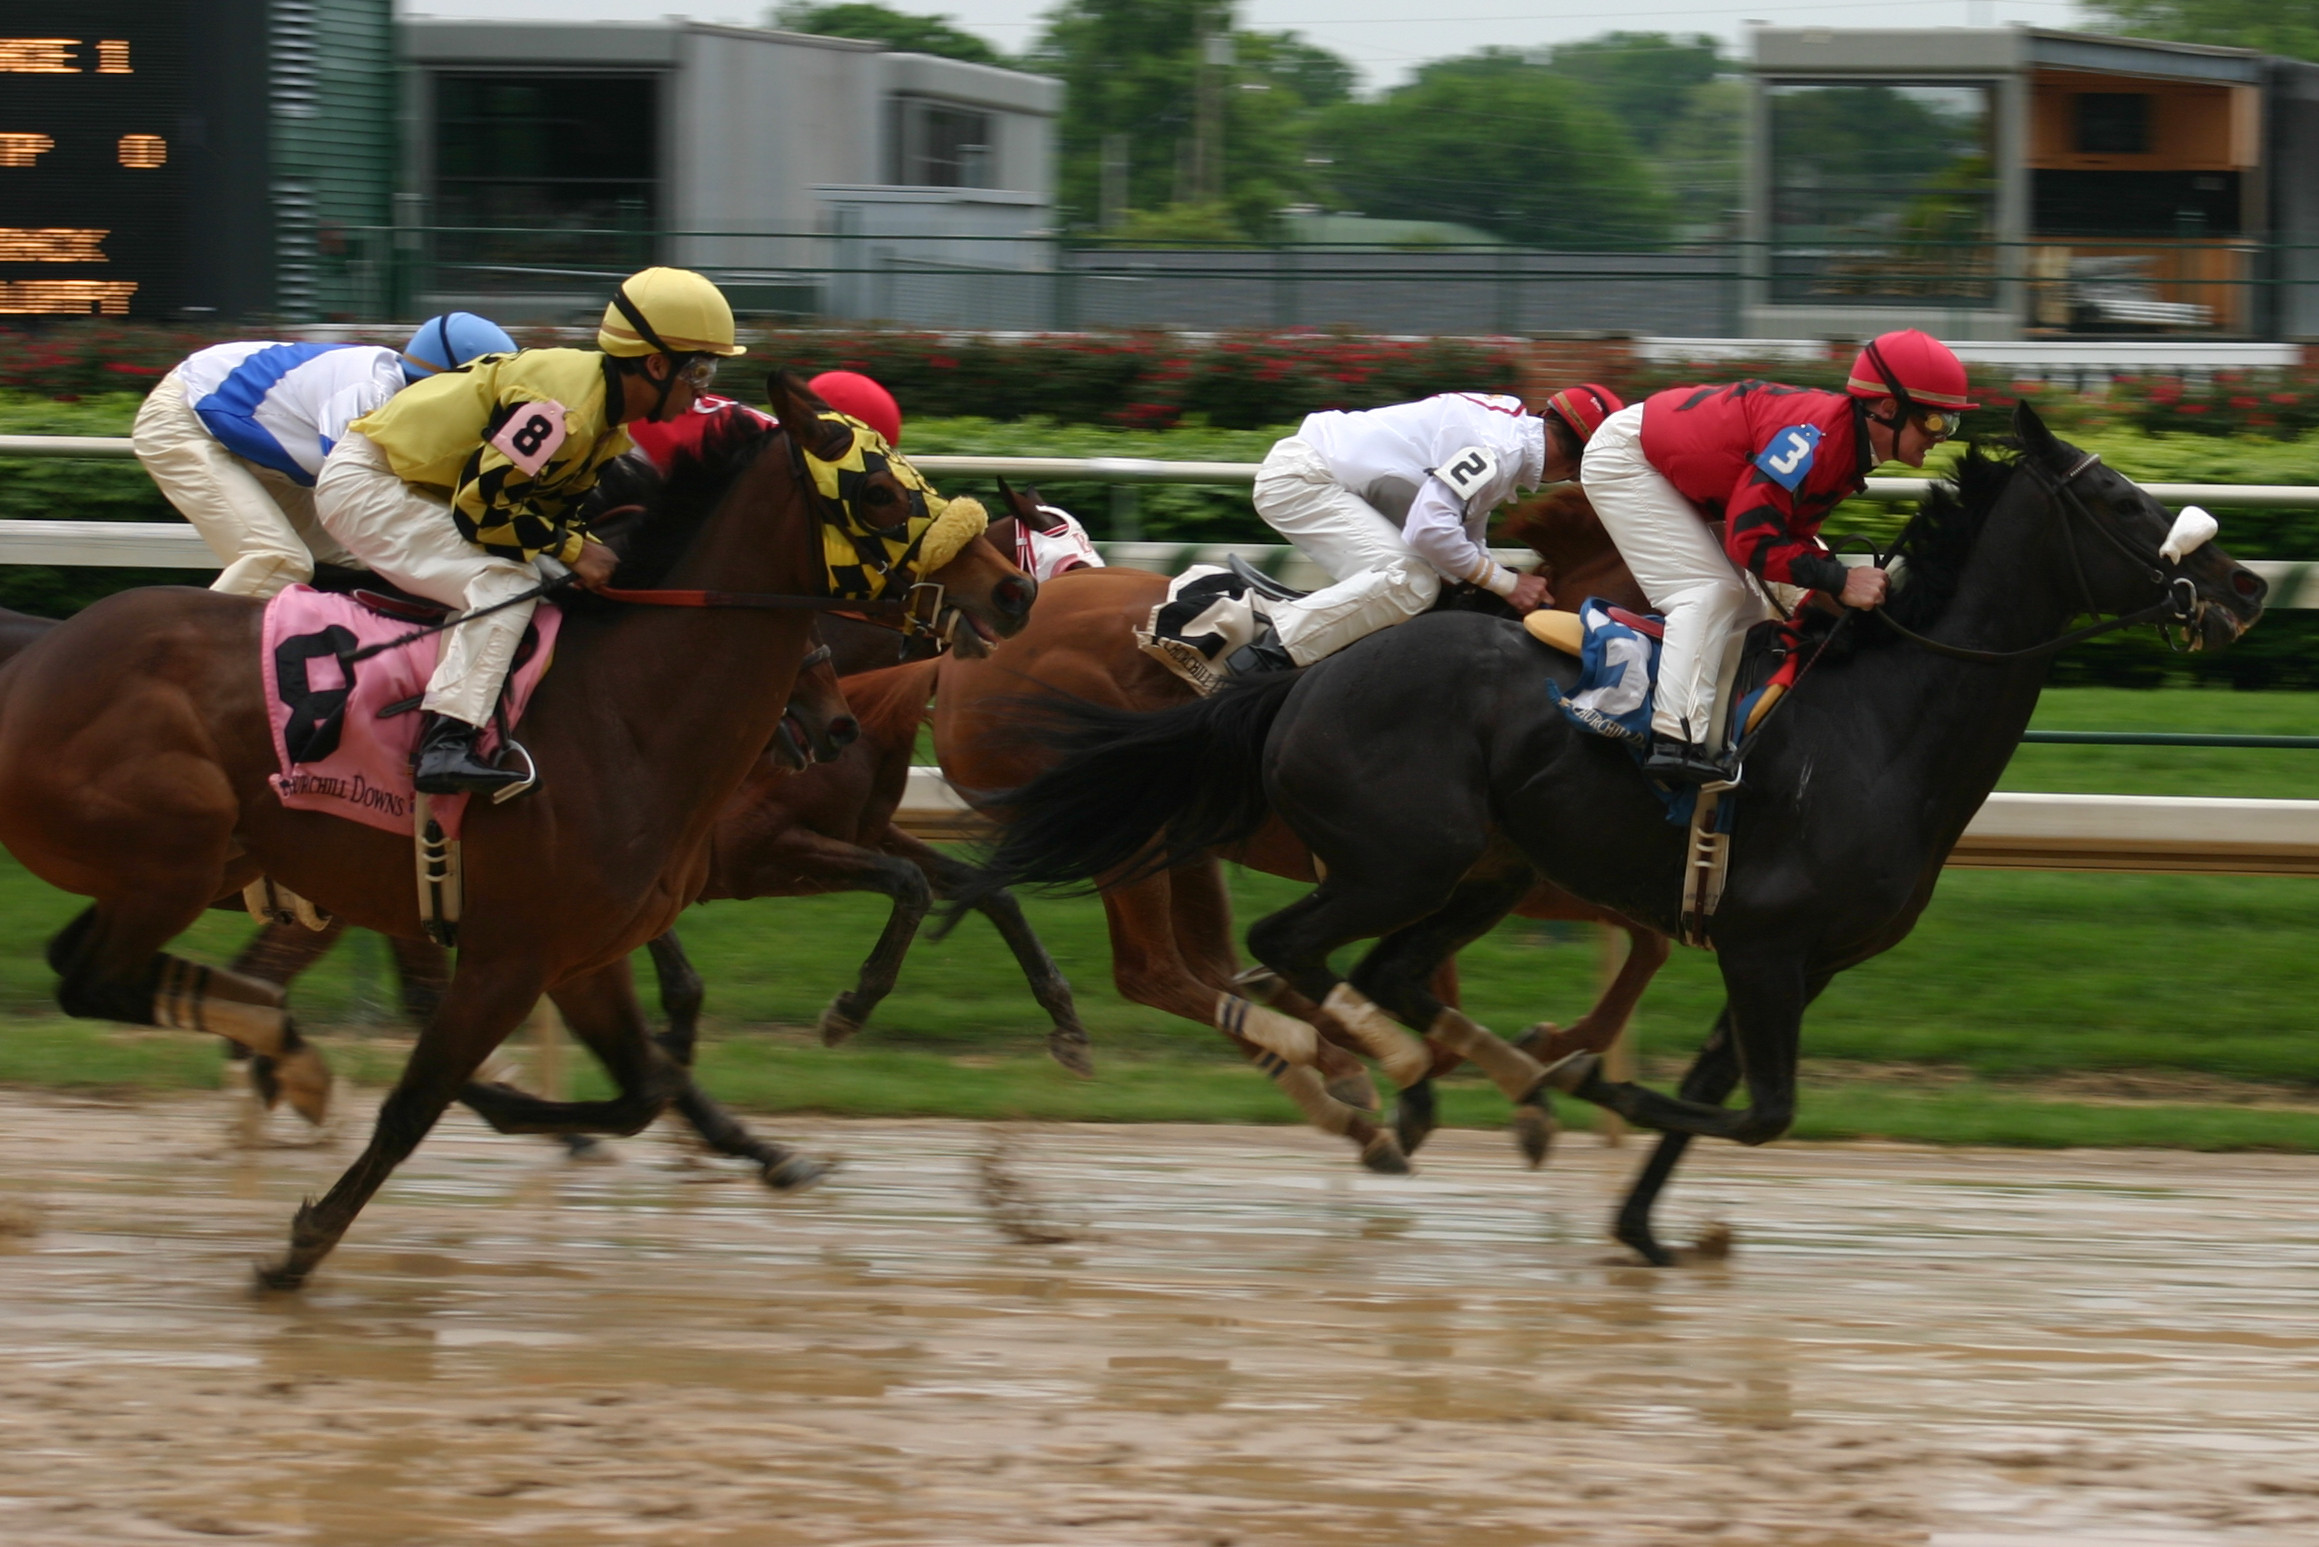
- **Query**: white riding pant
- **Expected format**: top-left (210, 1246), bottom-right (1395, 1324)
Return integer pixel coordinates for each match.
top-left (1581, 404), bottom-right (1774, 751)
top-left (1254, 437), bottom-right (1441, 667)
top-left (131, 370), bottom-right (354, 598)
top-left (313, 432), bottom-right (542, 728)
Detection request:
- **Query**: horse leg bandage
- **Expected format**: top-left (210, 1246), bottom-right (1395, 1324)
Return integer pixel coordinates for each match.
top-left (1265, 1060), bottom-right (1360, 1136)
top-left (1427, 1007), bottom-right (1550, 1101)
top-left (1215, 993), bottom-right (1319, 1067)
top-left (152, 956), bottom-right (291, 1054)
top-left (1318, 984), bottom-right (1435, 1089)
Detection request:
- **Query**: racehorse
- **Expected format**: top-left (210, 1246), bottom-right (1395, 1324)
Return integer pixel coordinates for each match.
top-left (0, 368), bottom-right (1037, 1287)
top-left (964, 403), bottom-right (2268, 1258)
top-left (930, 485), bottom-right (1672, 1171)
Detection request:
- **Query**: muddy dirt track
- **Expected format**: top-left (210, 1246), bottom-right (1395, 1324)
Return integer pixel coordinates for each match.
top-left (0, 1091), bottom-right (2316, 1545)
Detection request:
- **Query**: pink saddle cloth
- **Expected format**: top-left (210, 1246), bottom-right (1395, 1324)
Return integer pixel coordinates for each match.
top-left (260, 585), bottom-right (562, 840)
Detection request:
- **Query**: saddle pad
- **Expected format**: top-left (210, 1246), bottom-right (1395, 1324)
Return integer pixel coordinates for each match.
top-left (260, 585), bottom-right (562, 840)
top-left (1136, 564), bottom-right (1275, 695)
top-left (1540, 598), bottom-right (1663, 746)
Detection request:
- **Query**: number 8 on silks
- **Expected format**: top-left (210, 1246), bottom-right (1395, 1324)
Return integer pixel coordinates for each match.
top-left (490, 401), bottom-right (569, 476)
top-left (1753, 424), bottom-right (1822, 493)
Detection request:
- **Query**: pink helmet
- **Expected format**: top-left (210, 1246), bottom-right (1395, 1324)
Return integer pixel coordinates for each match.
top-left (1847, 330), bottom-right (1976, 413)
top-left (1543, 382), bottom-right (1625, 443)
top-left (809, 370), bottom-right (903, 448)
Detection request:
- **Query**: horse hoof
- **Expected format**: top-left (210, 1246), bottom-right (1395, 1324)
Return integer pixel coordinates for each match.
top-left (817, 1003), bottom-right (863, 1047)
top-left (1046, 1027), bottom-right (1096, 1078)
top-left (1512, 1021), bottom-right (1556, 1058)
top-left (560, 1134), bottom-right (615, 1163)
top-left (763, 1154), bottom-right (831, 1192)
top-left (1613, 1218), bottom-right (1675, 1268)
top-left (1512, 1099), bottom-right (1555, 1169)
top-left (1393, 1080), bottom-right (1437, 1155)
top-left (1358, 1132), bottom-right (1411, 1176)
top-left (274, 1046), bottom-right (334, 1126)
top-left (1541, 1050), bottom-right (1600, 1096)
top-left (251, 1258), bottom-right (309, 1293)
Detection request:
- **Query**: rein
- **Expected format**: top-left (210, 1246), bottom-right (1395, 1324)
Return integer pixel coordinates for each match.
top-left (1869, 450), bottom-right (2200, 664)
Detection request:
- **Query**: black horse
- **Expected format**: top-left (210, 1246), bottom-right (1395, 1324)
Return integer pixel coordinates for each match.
top-left (962, 403), bottom-right (2269, 1264)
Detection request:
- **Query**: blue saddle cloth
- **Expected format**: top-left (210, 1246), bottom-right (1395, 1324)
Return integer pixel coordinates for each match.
top-left (1545, 600), bottom-right (1662, 746)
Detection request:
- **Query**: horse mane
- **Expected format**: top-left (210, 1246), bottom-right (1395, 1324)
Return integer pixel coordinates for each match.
top-left (1860, 441), bottom-right (2019, 642)
top-left (596, 409), bottom-right (785, 592)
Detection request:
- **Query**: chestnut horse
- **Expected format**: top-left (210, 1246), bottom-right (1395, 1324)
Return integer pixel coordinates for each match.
top-left (0, 369), bottom-right (1036, 1287)
top-left (932, 488), bottom-right (1671, 1173)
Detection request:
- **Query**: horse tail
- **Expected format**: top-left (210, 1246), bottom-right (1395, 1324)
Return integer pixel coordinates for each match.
top-left (960, 669), bottom-right (1303, 904)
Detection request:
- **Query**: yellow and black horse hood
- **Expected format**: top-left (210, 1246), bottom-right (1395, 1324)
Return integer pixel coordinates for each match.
top-left (803, 412), bottom-right (987, 601)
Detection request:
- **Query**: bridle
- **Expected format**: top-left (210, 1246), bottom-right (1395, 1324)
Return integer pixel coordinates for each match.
top-left (1870, 449), bottom-right (2205, 664)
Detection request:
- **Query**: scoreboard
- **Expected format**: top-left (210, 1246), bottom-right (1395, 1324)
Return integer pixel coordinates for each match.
top-left (0, 2), bottom-right (188, 317)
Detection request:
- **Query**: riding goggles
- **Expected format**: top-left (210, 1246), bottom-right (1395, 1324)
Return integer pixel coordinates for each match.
top-left (677, 354), bottom-right (719, 391)
top-left (1914, 407), bottom-right (1958, 443)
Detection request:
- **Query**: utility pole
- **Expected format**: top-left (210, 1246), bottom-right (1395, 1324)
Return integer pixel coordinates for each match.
top-left (1192, 3), bottom-right (1231, 206)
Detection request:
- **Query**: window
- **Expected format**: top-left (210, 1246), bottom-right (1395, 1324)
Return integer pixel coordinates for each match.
top-left (2074, 93), bottom-right (2151, 155)
top-left (432, 72), bottom-right (658, 269)
top-left (890, 98), bottom-right (991, 188)
top-left (1766, 81), bottom-right (1997, 305)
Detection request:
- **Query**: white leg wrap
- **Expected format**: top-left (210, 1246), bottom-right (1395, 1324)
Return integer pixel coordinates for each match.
top-left (1215, 993), bottom-right (1318, 1066)
top-left (1427, 1007), bottom-right (1550, 1101)
top-left (1320, 983), bottom-right (1434, 1088)
top-left (1266, 1062), bottom-right (1359, 1136)
top-left (153, 957), bottom-right (290, 1056)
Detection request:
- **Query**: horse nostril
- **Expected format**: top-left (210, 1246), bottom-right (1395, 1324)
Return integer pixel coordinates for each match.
top-left (1003, 576), bottom-right (1037, 615)
top-left (2230, 568), bottom-right (2265, 600)
top-left (831, 717), bottom-right (860, 747)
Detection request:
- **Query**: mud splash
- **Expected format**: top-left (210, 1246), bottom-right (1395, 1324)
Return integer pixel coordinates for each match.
top-left (0, 1090), bottom-right (2315, 1545)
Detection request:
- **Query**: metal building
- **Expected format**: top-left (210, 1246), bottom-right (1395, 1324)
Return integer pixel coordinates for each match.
top-left (397, 19), bottom-right (1060, 326)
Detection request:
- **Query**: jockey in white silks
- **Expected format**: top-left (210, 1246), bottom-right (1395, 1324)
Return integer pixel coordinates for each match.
top-left (131, 313), bottom-right (517, 598)
top-left (1229, 385), bottom-right (1623, 676)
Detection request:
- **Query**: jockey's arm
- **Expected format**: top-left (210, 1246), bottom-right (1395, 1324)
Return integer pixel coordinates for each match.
top-left (450, 437), bottom-right (599, 565)
top-left (1722, 472), bottom-right (1850, 597)
top-left (1403, 478), bottom-right (1521, 598)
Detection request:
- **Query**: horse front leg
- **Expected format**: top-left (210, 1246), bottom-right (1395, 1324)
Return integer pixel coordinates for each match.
top-left (896, 829), bottom-right (1093, 1076)
top-left (258, 959), bottom-right (543, 1290)
top-left (1613, 1010), bottom-right (1740, 1267)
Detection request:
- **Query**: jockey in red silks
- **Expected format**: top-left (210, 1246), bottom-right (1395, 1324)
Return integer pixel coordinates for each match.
top-left (628, 369), bottom-right (905, 467)
top-left (1581, 329), bottom-right (1975, 785)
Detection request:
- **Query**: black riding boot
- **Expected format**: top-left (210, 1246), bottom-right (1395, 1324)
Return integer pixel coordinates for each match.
top-left (1224, 622), bottom-right (1296, 678)
top-left (413, 713), bottom-right (525, 797)
top-left (1641, 734), bottom-right (1728, 788)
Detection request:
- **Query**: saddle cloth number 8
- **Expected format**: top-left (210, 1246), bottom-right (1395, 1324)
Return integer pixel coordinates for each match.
top-left (490, 400), bottom-right (569, 476)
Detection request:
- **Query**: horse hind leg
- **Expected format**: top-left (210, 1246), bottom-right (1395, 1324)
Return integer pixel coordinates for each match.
top-left (48, 902), bottom-right (333, 1124)
top-left (1342, 863), bottom-right (1562, 1166)
top-left (902, 831), bottom-right (1093, 1077)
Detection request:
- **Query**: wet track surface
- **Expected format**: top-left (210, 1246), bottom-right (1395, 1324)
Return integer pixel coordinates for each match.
top-left (0, 1091), bottom-right (2316, 1545)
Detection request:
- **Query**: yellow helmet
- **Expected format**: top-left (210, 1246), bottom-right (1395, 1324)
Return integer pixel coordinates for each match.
top-left (597, 267), bottom-right (747, 358)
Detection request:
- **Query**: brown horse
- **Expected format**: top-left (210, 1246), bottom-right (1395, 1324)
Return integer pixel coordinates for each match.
top-left (932, 486), bottom-right (1670, 1171)
top-left (0, 368), bottom-right (1036, 1287)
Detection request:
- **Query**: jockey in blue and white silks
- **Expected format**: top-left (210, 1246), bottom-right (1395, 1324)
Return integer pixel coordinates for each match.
top-left (132, 314), bottom-right (517, 597)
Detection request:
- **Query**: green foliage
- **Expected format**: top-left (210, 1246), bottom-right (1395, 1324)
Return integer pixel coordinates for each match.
top-left (2089, 0), bottom-right (2319, 61)
top-left (1031, 1), bottom-right (1351, 237)
top-left (1314, 50), bottom-right (1674, 247)
top-left (1541, 32), bottom-right (1723, 156)
top-left (767, 3), bottom-right (1008, 65)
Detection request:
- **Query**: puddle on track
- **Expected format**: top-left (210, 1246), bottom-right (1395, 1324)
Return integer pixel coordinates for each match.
top-left (0, 1090), bottom-right (2315, 1545)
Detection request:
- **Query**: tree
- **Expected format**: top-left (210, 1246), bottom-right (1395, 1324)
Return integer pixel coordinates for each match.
top-left (1543, 32), bottom-right (1725, 157)
top-left (1030, 0), bottom-right (1352, 237)
top-left (1315, 50), bottom-right (1673, 248)
top-left (2089, 0), bottom-right (2319, 60)
top-left (768, 3), bottom-right (1008, 66)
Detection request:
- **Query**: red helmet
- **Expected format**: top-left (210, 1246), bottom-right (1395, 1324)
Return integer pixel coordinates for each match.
top-left (1847, 330), bottom-right (1976, 413)
top-left (1543, 382), bottom-right (1625, 443)
top-left (809, 369), bottom-right (903, 448)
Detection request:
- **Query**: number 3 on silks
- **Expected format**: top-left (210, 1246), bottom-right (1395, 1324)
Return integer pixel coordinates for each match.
top-left (1753, 423), bottom-right (1821, 492)
top-left (489, 400), bottom-right (569, 476)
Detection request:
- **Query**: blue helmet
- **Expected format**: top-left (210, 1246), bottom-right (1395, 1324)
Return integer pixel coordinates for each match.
top-left (401, 312), bottom-right (517, 380)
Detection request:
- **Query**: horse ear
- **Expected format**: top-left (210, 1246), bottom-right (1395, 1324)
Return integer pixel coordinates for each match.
top-left (997, 476), bottom-right (1025, 513)
top-left (766, 368), bottom-right (852, 461)
top-left (2013, 398), bottom-right (2060, 459)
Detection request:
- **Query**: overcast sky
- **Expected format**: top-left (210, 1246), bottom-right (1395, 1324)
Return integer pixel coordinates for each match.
top-left (401, 0), bottom-right (2101, 90)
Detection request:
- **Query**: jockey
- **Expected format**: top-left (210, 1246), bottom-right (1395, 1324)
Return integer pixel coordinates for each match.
top-left (313, 266), bottom-right (744, 795)
top-left (130, 313), bottom-right (518, 597)
top-left (1583, 328), bottom-right (1974, 785)
top-left (1232, 385), bottom-right (1623, 675)
top-left (626, 368), bottom-right (904, 468)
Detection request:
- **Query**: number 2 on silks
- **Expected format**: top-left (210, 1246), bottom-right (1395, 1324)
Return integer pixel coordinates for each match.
top-left (1435, 444), bottom-right (1499, 502)
top-left (1753, 423), bottom-right (1821, 492)
top-left (489, 400), bottom-right (569, 476)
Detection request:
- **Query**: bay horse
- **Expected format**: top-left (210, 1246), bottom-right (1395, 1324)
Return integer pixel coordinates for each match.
top-left (966, 403), bottom-right (2268, 1260)
top-left (930, 486), bottom-right (1672, 1172)
top-left (0, 368), bottom-right (1036, 1287)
